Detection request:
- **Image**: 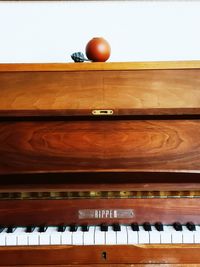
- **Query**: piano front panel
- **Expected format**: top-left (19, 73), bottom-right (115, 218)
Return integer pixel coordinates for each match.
top-left (0, 119), bottom-right (200, 175)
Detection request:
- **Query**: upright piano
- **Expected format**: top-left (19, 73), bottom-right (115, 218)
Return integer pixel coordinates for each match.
top-left (0, 61), bottom-right (200, 265)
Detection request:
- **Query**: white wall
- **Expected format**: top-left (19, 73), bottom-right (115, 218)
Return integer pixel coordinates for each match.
top-left (0, 1), bottom-right (200, 63)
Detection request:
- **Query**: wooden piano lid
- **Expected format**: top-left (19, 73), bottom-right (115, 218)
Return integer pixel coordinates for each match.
top-left (0, 61), bottom-right (200, 184)
top-left (0, 61), bottom-right (200, 117)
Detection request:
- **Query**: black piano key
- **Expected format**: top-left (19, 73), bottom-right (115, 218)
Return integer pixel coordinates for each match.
top-left (26, 226), bottom-right (35, 233)
top-left (57, 225), bottom-right (67, 232)
top-left (0, 227), bottom-right (5, 233)
top-left (100, 224), bottom-right (108, 232)
top-left (155, 222), bottom-right (164, 231)
top-left (6, 226), bottom-right (16, 233)
top-left (70, 224), bottom-right (78, 232)
top-left (173, 222), bottom-right (183, 231)
top-left (131, 222), bottom-right (139, 231)
top-left (39, 226), bottom-right (48, 233)
top-left (81, 225), bottom-right (89, 232)
top-left (186, 222), bottom-right (196, 231)
top-left (113, 223), bottom-right (121, 232)
top-left (143, 222), bottom-right (152, 231)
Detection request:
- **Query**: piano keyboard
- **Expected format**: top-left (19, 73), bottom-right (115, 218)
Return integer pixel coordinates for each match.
top-left (0, 222), bottom-right (199, 246)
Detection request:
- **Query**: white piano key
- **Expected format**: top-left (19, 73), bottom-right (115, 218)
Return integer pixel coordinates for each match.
top-left (167, 225), bottom-right (183, 244)
top-left (0, 228), bottom-right (7, 246)
top-left (50, 227), bottom-right (61, 245)
top-left (72, 227), bottom-right (83, 245)
top-left (94, 226), bottom-right (105, 245)
top-left (138, 226), bottom-right (150, 244)
top-left (127, 226), bottom-right (138, 244)
top-left (116, 226), bottom-right (127, 244)
top-left (61, 227), bottom-right (72, 245)
top-left (28, 227), bottom-right (40, 245)
top-left (160, 226), bottom-right (172, 244)
top-left (149, 226), bottom-right (161, 244)
top-left (39, 227), bottom-right (52, 245)
top-left (194, 226), bottom-right (200, 244)
top-left (105, 226), bottom-right (116, 245)
top-left (16, 227), bottom-right (28, 246)
top-left (6, 229), bottom-right (17, 246)
top-left (83, 226), bottom-right (95, 245)
top-left (182, 225), bottom-right (194, 244)
top-left (172, 231), bottom-right (183, 244)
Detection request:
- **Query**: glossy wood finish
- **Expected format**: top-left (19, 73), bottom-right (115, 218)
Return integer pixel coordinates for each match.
top-left (0, 120), bottom-right (200, 176)
top-left (0, 198), bottom-right (199, 225)
top-left (1, 61), bottom-right (200, 72)
top-left (0, 60), bottom-right (200, 72)
top-left (1, 245), bottom-right (200, 265)
top-left (0, 67), bottom-right (200, 116)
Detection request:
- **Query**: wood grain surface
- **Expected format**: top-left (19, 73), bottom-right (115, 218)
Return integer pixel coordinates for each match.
top-left (1, 245), bottom-right (200, 265)
top-left (0, 61), bottom-right (200, 72)
top-left (0, 198), bottom-right (199, 225)
top-left (0, 120), bottom-right (200, 175)
top-left (0, 68), bottom-right (200, 116)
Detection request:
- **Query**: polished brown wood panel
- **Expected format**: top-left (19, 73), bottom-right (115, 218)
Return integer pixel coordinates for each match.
top-left (1, 61), bottom-right (200, 72)
top-left (0, 120), bottom-right (200, 175)
top-left (0, 245), bottom-right (200, 265)
top-left (0, 68), bottom-right (200, 116)
top-left (0, 198), bottom-right (199, 225)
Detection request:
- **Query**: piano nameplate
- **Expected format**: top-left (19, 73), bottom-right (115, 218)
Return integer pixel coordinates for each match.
top-left (78, 209), bottom-right (134, 219)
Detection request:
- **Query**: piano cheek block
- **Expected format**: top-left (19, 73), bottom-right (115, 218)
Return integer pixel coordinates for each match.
top-left (1, 61), bottom-right (200, 265)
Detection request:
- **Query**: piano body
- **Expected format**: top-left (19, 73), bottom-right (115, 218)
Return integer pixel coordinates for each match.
top-left (0, 61), bottom-right (200, 265)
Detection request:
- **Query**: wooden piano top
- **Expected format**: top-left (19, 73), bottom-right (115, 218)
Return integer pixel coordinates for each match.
top-left (1, 60), bottom-right (200, 71)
